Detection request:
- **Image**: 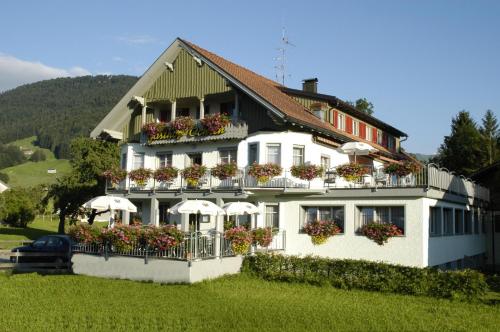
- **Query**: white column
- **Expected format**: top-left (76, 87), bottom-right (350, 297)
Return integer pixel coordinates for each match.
top-left (150, 198), bottom-right (159, 226)
top-left (122, 210), bottom-right (130, 225)
top-left (215, 198), bottom-right (224, 258)
top-left (233, 92), bottom-right (239, 122)
top-left (199, 98), bottom-right (205, 119)
top-left (141, 104), bottom-right (147, 125)
top-left (171, 100), bottom-right (177, 121)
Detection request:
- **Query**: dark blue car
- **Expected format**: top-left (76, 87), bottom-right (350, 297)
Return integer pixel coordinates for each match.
top-left (10, 235), bottom-right (73, 264)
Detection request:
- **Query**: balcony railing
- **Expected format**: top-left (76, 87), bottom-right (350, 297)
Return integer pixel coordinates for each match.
top-left (107, 163), bottom-right (489, 201)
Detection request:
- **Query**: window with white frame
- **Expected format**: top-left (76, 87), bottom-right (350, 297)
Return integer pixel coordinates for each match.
top-left (302, 206), bottom-right (344, 233)
top-left (265, 204), bottom-right (279, 229)
top-left (132, 153), bottom-right (145, 170)
top-left (248, 143), bottom-right (259, 164)
top-left (121, 153), bottom-right (127, 170)
top-left (320, 155), bottom-right (331, 174)
top-left (156, 152), bottom-right (172, 168)
top-left (219, 148), bottom-right (237, 164)
top-left (292, 145), bottom-right (305, 166)
top-left (377, 130), bottom-right (383, 145)
top-left (266, 144), bottom-right (281, 165)
top-left (356, 206), bottom-right (405, 234)
top-left (429, 207), bottom-right (442, 236)
top-left (443, 208), bottom-right (453, 235)
top-left (366, 125), bottom-right (372, 141)
top-left (337, 113), bottom-right (346, 131)
top-left (353, 120), bottom-right (359, 136)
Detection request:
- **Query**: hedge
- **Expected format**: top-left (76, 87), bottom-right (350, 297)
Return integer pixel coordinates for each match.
top-left (242, 254), bottom-right (488, 301)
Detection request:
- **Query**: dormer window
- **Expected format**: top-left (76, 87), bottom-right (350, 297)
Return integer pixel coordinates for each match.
top-left (310, 102), bottom-right (328, 122)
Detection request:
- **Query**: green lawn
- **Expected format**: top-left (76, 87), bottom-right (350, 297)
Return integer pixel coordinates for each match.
top-left (0, 272), bottom-right (498, 331)
top-left (1, 136), bottom-right (71, 187)
top-left (0, 217), bottom-right (59, 249)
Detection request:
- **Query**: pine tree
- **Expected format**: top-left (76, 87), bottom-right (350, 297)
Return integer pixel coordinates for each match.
top-left (479, 110), bottom-right (499, 165)
top-left (432, 111), bottom-right (486, 176)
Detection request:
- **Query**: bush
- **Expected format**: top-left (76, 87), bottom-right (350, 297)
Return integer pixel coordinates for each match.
top-left (242, 254), bottom-right (488, 301)
top-left (29, 150), bottom-right (46, 162)
top-left (0, 188), bottom-right (37, 227)
top-left (0, 172), bottom-right (9, 184)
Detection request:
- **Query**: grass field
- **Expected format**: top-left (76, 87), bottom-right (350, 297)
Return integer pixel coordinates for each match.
top-left (1, 136), bottom-right (71, 187)
top-left (0, 217), bottom-right (60, 249)
top-left (0, 272), bottom-right (498, 331)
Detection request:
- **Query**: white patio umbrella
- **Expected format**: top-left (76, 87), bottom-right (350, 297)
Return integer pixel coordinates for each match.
top-left (221, 202), bottom-right (260, 216)
top-left (82, 196), bottom-right (137, 228)
top-left (168, 200), bottom-right (225, 216)
top-left (339, 142), bottom-right (378, 162)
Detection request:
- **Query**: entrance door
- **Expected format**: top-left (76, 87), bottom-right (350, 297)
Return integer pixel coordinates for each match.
top-left (159, 203), bottom-right (170, 225)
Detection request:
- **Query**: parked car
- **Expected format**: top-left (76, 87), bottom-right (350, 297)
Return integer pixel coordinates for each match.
top-left (10, 235), bottom-right (73, 265)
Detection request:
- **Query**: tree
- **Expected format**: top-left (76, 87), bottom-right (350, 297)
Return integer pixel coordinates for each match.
top-left (432, 111), bottom-right (486, 177)
top-left (29, 149), bottom-right (46, 162)
top-left (45, 137), bottom-right (120, 233)
top-left (0, 188), bottom-right (39, 227)
top-left (479, 110), bottom-right (499, 165)
top-left (0, 172), bottom-right (8, 183)
top-left (347, 98), bottom-right (374, 115)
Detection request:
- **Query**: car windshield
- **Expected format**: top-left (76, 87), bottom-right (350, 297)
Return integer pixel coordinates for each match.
top-left (32, 237), bottom-right (49, 248)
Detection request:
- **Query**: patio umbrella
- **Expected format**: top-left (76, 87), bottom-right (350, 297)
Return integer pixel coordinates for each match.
top-left (221, 202), bottom-right (260, 216)
top-left (339, 142), bottom-right (378, 162)
top-left (168, 200), bottom-right (225, 216)
top-left (83, 196), bottom-right (137, 212)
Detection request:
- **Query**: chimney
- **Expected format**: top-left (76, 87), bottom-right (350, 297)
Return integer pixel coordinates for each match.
top-left (302, 78), bottom-right (318, 93)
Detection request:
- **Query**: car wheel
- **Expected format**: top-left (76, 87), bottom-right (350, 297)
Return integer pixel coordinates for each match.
top-left (54, 257), bottom-right (64, 269)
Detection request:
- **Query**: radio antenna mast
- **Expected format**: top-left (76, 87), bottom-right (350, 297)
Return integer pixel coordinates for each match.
top-left (274, 27), bottom-right (295, 85)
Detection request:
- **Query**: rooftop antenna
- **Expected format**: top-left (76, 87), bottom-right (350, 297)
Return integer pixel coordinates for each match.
top-left (274, 27), bottom-right (295, 86)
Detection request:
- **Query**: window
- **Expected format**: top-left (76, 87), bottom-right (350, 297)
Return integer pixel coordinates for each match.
top-left (159, 109), bottom-right (170, 122)
top-left (157, 152), bottom-right (172, 168)
top-left (302, 206), bottom-right (345, 233)
top-left (220, 102), bottom-right (235, 118)
top-left (248, 143), bottom-right (259, 164)
top-left (473, 208), bottom-right (479, 234)
top-left (495, 215), bottom-right (500, 233)
top-left (176, 108), bottom-right (190, 118)
top-left (320, 155), bottom-right (331, 174)
top-left (292, 145), bottom-right (305, 166)
top-left (121, 153), bottom-right (127, 170)
top-left (219, 148), bottom-right (237, 164)
top-left (265, 204), bottom-right (279, 229)
top-left (266, 144), bottom-right (281, 165)
top-left (430, 207), bottom-right (442, 236)
top-left (186, 153), bottom-right (202, 166)
top-left (464, 210), bottom-right (472, 234)
top-left (353, 120), bottom-right (359, 136)
top-left (481, 210), bottom-right (487, 234)
top-left (356, 206), bottom-right (405, 234)
top-left (388, 136), bottom-right (395, 150)
top-left (337, 113), bottom-right (345, 131)
top-left (366, 125), bottom-right (372, 141)
top-left (455, 209), bottom-right (464, 235)
top-left (443, 208), bottom-right (453, 235)
top-left (313, 109), bottom-right (325, 121)
top-left (132, 153), bottom-right (145, 170)
top-left (377, 130), bottom-right (383, 145)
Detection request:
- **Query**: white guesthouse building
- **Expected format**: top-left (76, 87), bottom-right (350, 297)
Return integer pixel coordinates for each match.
top-left (91, 38), bottom-right (490, 269)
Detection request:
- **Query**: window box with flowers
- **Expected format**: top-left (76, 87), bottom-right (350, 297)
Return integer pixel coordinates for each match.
top-left (303, 220), bottom-right (342, 245)
top-left (102, 167), bottom-right (127, 187)
top-left (335, 163), bottom-right (369, 182)
top-left (170, 116), bottom-right (195, 138)
top-left (200, 113), bottom-right (231, 135)
top-left (361, 223), bottom-right (403, 245)
top-left (128, 168), bottom-right (153, 187)
top-left (224, 226), bottom-right (252, 255)
top-left (384, 160), bottom-right (421, 177)
top-left (252, 227), bottom-right (273, 247)
top-left (247, 163), bottom-right (282, 184)
top-left (290, 164), bottom-right (324, 181)
top-left (153, 166), bottom-right (179, 184)
top-left (182, 164), bottom-right (207, 187)
top-left (211, 162), bottom-right (238, 180)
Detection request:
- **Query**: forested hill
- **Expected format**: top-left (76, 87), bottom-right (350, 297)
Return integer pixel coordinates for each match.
top-left (0, 75), bottom-right (138, 158)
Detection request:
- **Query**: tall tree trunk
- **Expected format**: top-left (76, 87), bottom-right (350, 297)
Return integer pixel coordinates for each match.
top-left (58, 209), bottom-right (66, 234)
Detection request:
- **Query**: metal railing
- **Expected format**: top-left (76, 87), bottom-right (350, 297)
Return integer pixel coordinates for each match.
top-left (107, 164), bottom-right (489, 201)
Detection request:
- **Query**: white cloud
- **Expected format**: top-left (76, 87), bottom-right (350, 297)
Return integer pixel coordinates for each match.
top-left (116, 35), bottom-right (159, 45)
top-left (0, 54), bottom-right (91, 92)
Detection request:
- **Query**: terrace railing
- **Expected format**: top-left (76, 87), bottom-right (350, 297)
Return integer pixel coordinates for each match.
top-left (107, 164), bottom-right (489, 201)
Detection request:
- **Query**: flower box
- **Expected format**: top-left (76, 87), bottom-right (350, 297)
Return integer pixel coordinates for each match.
top-left (182, 164), bottom-right (207, 187)
top-left (290, 164), bottom-right (323, 181)
top-left (303, 220), bottom-right (342, 245)
top-left (247, 163), bottom-right (282, 184)
top-left (128, 168), bottom-right (153, 187)
top-left (335, 163), bottom-right (369, 182)
top-left (211, 162), bottom-right (238, 180)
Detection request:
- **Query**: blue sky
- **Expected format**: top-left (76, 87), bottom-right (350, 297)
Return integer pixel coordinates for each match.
top-left (0, 0), bottom-right (499, 154)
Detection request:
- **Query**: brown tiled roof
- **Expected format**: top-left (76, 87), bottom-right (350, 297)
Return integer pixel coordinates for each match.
top-left (180, 38), bottom-right (402, 158)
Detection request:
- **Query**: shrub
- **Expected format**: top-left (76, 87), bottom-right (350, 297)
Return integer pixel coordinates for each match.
top-left (182, 164), bottom-right (207, 187)
top-left (384, 160), bottom-right (421, 177)
top-left (0, 188), bottom-right (37, 227)
top-left (201, 113), bottom-right (230, 134)
top-left (153, 166), bottom-right (179, 183)
top-left (303, 220), bottom-right (342, 245)
top-left (361, 223), bottom-right (403, 245)
top-left (128, 168), bottom-right (152, 186)
top-left (252, 227), bottom-right (273, 247)
top-left (0, 172), bottom-right (9, 184)
top-left (68, 224), bottom-right (101, 244)
top-left (211, 162), bottom-right (237, 180)
top-left (140, 225), bottom-right (184, 251)
top-left (290, 164), bottom-right (323, 181)
top-left (247, 163), bottom-right (282, 184)
top-left (335, 163), bottom-right (369, 182)
top-left (242, 254), bottom-right (488, 301)
top-left (224, 226), bottom-right (252, 255)
top-left (102, 167), bottom-right (127, 185)
top-left (29, 150), bottom-right (46, 162)
top-left (99, 225), bottom-right (142, 252)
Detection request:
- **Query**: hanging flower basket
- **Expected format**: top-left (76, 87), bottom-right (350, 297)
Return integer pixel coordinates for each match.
top-left (252, 227), bottom-right (273, 247)
top-left (102, 167), bottom-right (127, 186)
top-left (224, 226), bottom-right (252, 255)
top-left (201, 113), bottom-right (231, 134)
top-left (211, 162), bottom-right (238, 180)
top-left (128, 168), bottom-right (153, 187)
top-left (335, 163), bottom-right (369, 182)
top-left (290, 164), bottom-right (324, 181)
top-left (153, 166), bottom-right (179, 183)
top-left (361, 223), bottom-right (403, 245)
top-left (248, 163), bottom-right (282, 184)
top-left (182, 164), bottom-right (207, 187)
top-left (303, 220), bottom-right (342, 245)
top-left (384, 160), bottom-right (421, 177)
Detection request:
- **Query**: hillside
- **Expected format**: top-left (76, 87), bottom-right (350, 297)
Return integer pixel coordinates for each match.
top-left (0, 75), bottom-right (138, 158)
